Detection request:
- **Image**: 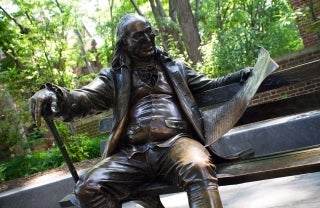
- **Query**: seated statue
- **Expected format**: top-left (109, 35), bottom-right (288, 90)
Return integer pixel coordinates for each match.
top-left (29, 13), bottom-right (252, 208)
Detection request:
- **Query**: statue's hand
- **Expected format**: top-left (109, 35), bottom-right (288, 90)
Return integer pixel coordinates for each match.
top-left (240, 67), bottom-right (253, 84)
top-left (29, 88), bottom-right (59, 127)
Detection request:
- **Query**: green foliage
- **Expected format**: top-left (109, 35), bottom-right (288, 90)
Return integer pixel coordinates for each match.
top-left (46, 121), bottom-right (104, 161)
top-left (0, 0), bottom-right (309, 181)
top-left (0, 164), bottom-right (6, 183)
top-left (0, 88), bottom-right (26, 161)
top-left (0, 120), bottom-right (21, 160)
top-left (0, 0), bottom-right (305, 97)
top-left (294, 0), bottom-right (320, 39)
top-left (65, 134), bottom-right (103, 162)
top-left (75, 73), bottom-right (98, 87)
top-left (0, 0), bottom-right (75, 90)
top-left (24, 127), bottom-right (47, 151)
top-left (0, 134), bottom-right (105, 182)
top-left (197, 0), bottom-right (303, 77)
top-left (66, 134), bottom-right (90, 162)
top-left (0, 148), bottom-right (64, 182)
top-left (26, 128), bottom-right (46, 143)
top-left (55, 120), bottom-right (73, 141)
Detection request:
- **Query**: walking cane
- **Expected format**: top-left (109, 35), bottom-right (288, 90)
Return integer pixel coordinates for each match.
top-left (43, 114), bottom-right (79, 182)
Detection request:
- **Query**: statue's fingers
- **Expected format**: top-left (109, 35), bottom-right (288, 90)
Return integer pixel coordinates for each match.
top-left (35, 99), bottom-right (43, 127)
top-left (50, 93), bottom-right (58, 113)
top-left (29, 98), bottom-right (36, 124)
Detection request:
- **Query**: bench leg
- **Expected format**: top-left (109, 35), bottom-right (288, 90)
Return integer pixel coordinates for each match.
top-left (133, 196), bottom-right (165, 208)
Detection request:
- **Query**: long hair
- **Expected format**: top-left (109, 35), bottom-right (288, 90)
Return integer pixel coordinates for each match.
top-left (111, 39), bottom-right (127, 69)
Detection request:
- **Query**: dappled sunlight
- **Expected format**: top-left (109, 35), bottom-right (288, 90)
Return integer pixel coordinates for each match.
top-left (123, 173), bottom-right (320, 208)
top-left (1, 169), bottom-right (88, 194)
top-left (23, 168), bottom-right (88, 189)
top-left (234, 187), bottom-right (309, 208)
top-left (0, 171), bottom-right (73, 194)
top-left (0, 170), bottom-right (71, 197)
top-left (23, 171), bottom-right (69, 188)
top-left (188, 148), bottom-right (209, 164)
top-left (221, 172), bottom-right (320, 208)
top-left (160, 192), bottom-right (189, 208)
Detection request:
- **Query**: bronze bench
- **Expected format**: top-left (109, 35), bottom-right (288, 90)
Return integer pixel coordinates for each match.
top-left (58, 59), bottom-right (320, 207)
top-left (59, 144), bottom-right (320, 207)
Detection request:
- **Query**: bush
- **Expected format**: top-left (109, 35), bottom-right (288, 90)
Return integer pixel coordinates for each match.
top-left (0, 108), bottom-right (24, 160)
top-left (0, 135), bottom-right (106, 182)
top-left (0, 148), bottom-right (63, 181)
top-left (65, 134), bottom-right (104, 162)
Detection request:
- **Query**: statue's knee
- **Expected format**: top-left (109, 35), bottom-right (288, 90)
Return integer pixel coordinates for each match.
top-left (74, 180), bottom-right (121, 208)
top-left (187, 159), bottom-right (216, 177)
top-left (74, 179), bottom-right (100, 198)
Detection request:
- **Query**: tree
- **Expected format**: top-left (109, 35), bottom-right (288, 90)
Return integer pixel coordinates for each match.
top-left (171, 0), bottom-right (202, 64)
top-left (0, 0), bottom-right (304, 160)
top-left (130, 0), bottom-right (144, 16)
top-left (197, 0), bottom-right (303, 76)
top-left (168, 0), bottom-right (189, 59)
top-left (0, 85), bottom-right (30, 160)
top-left (148, 0), bottom-right (170, 51)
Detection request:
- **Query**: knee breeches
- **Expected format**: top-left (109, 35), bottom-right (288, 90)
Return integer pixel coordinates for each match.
top-left (74, 137), bottom-right (217, 208)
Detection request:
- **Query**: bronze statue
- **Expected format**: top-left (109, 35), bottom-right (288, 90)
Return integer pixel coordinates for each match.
top-left (29, 14), bottom-right (252, 208)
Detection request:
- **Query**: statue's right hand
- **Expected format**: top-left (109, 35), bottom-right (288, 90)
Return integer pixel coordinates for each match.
top-left (29, 88), bottom-right (59, 127)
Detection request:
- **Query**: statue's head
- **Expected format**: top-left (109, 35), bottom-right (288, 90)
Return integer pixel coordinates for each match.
top-left (115, 14), bottom-right (156, 63)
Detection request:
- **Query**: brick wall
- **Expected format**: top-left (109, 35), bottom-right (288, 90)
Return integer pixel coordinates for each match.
top-left (250, 46), bottom-right (320, 106)
top-left (290, 0), bottom-right (320, 47)
top-left (275, 46), bottom-right (320, 71)
top-left (73, 111), bottom-right (111, 137)
top-left (250, 76), bottom-right (320, 106)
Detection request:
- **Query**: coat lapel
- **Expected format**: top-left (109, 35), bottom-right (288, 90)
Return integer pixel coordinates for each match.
top-left (163, 62), bottom-right (205, 143)
top-left (103, 67), bottom-right (131, 157)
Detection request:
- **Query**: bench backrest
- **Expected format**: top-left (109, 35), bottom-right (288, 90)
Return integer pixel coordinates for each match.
top-left (100, 59), bottom-right (320, 133)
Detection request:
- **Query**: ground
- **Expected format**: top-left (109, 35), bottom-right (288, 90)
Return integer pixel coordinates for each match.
top-left (0, 158), bottom-right (100, 193)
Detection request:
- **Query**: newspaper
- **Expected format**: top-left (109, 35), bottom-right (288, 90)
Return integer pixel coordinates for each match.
top-left (203, 47), bottom-right (279, 150)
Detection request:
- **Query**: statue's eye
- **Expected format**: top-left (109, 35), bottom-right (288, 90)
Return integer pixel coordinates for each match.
top-left (130, 28), bottom-right (155, 41)
top-left (131, 32), bottom-right (144, 40)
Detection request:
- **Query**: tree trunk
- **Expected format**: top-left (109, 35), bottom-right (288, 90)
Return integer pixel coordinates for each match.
top-left (129, 0), bottom-right (144, 16)
top-left (0, 6), bottom-right (30, 34)
top-left (149, 0), bottom-right (169, 51)
top-left (0, 85), bottom-right (30, 159)
top-left (169, 0), bottom-right (187, 56)
top-left (74, 29), bottom-right (94, 73)
top-left (172, 0), bottom-right (202, 64)
top-left (108, 0), bottom-right (115, 47)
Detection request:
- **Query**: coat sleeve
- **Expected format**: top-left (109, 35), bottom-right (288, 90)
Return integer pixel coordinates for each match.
top-left (52, 69), bottom-right (115, 121)
top-left (184, 64), bottom-right (246, 94)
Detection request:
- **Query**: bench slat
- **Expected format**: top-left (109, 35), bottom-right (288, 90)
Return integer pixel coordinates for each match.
top-left (132, 146), bottom-right (320, 197)
top-left (217, 146), bottom-right (320, 185)
top-left (59, 146), bottom-right (320, 206)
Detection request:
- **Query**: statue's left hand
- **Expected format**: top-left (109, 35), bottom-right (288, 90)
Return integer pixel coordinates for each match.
top-left (240, 67), bottom-right (253, 84)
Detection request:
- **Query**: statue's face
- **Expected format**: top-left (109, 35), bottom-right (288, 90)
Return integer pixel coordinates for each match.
top-left (124, 20), bottom-right (156, 61)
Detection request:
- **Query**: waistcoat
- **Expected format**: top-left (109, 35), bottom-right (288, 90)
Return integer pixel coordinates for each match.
top-left (125, 65), bottom-right (191, 144)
